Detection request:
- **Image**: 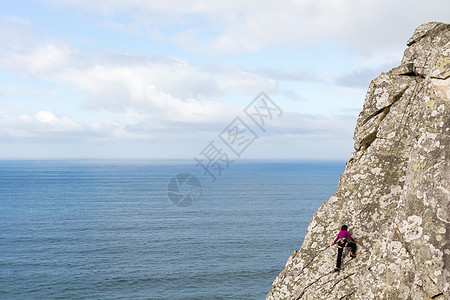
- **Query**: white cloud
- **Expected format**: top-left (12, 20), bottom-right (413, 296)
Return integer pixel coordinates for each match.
top-left (0, 16), bottom-right (276, 127)
top-left (41, 0), bottom-right (450, 62)
top-left (58, 57), bottom-right (275, 122)
top-left (0, 16), bottom-right (283, 159)
top-left (0, 17), bottom-right (72, 74)
top-left (3, 112), bottom-right (61, 137)
top-left (4, 1), bottom-right (444, 159)
top-left (0, 110), bottom-right (105, 139)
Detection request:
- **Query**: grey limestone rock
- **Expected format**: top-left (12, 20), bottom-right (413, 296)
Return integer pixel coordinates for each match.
top-left (267, 22), bottom-right (450, 300)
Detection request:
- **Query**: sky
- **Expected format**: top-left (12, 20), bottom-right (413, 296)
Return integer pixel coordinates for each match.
top-left (0, 0), bottom-right (448, 160)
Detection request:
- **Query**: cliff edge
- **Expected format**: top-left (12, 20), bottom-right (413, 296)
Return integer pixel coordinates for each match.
top-left (267, 22), bottom-right (450, 300)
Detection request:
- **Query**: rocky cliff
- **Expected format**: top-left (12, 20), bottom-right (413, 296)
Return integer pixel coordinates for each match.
top-left (267, 22), bottom-right (450, 300)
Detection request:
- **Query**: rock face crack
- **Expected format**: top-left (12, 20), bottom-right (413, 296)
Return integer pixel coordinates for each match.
top-left (432, 292), bottom-right (444, 299)
top-left (329, 272), bottom-right (355, 293)
top-left (339, 291), bottom-right (355, 300)
top-left (294, 270), bottom-right (334, 299)
top-left (267, 22), bottom-right (450, 300)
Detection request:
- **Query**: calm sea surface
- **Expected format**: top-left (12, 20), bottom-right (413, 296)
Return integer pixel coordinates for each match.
top-left (0, 160), bottom-right (344, 299)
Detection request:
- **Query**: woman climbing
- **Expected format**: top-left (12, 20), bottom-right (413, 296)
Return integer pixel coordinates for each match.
top-left (331, 225), bottom-right (358, 272)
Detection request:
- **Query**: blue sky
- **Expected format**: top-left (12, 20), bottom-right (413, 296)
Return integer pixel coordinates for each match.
top-left (0, 0), bottom-right (448, 160)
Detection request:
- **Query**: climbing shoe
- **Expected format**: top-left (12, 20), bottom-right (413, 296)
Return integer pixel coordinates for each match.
top-left (350, 253), bottom-right (357, 258)
top-left (334, 267), bottom-right (340, 272)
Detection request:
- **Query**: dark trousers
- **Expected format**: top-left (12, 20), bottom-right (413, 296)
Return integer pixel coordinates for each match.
top-left (336, 241), bottom-right (356, 269)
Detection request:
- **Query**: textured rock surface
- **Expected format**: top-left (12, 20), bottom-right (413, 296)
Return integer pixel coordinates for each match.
top-left (267, 22), bottom-right (450, 300)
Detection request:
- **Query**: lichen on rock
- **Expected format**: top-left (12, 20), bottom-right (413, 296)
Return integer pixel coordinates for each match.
top-left (267, 22), bottom-right (450, 300)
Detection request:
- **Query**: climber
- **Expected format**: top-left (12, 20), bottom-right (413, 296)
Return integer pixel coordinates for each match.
top-left (331, 225), bottom-right (358, 272)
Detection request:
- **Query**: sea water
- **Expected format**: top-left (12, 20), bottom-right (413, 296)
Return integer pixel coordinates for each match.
top-left (0, 160), bottom-right (344, 299)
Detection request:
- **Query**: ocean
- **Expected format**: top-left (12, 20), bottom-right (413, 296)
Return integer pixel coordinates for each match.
top-left (0, 160), bottom-right (344, 299)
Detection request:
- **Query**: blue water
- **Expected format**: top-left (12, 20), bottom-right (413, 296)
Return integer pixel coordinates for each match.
top-left (0, 160), bottom-right (344, 299)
